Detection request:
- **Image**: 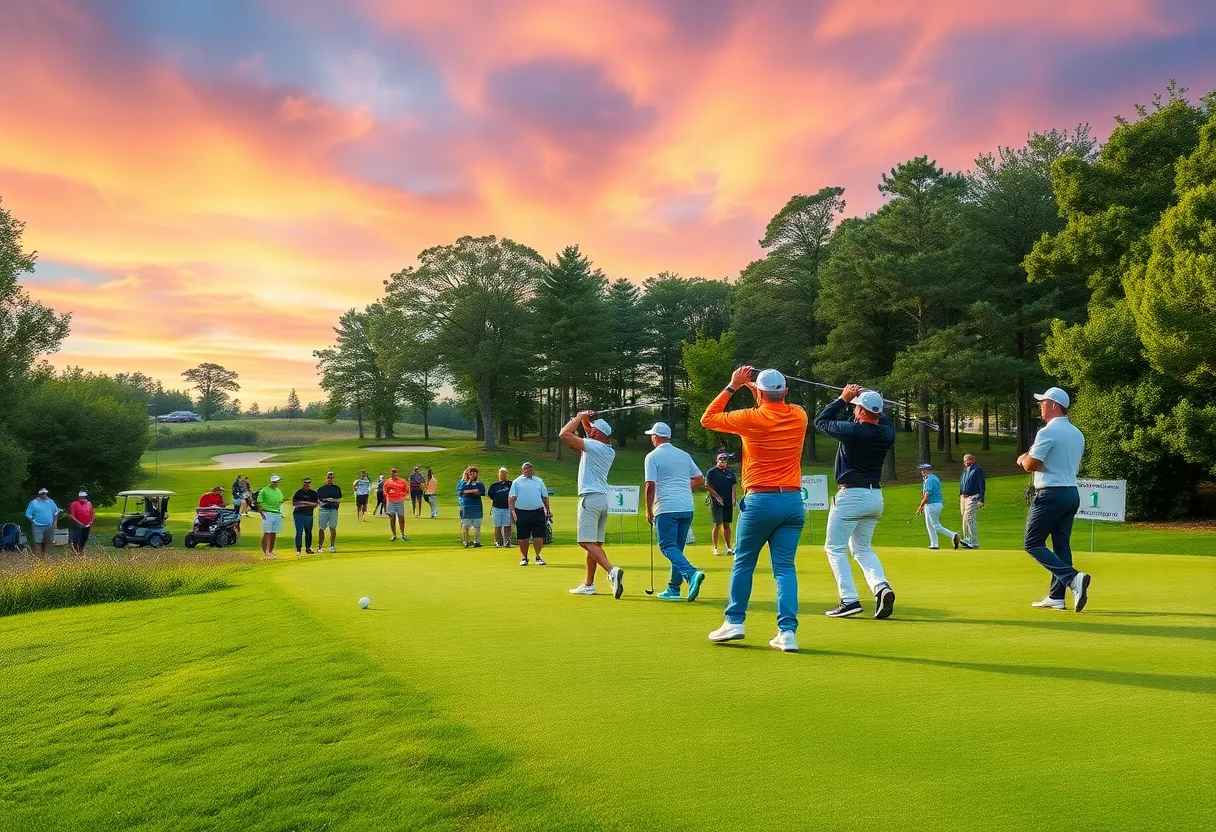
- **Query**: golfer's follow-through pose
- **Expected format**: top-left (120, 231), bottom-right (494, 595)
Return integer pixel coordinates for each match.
top-left (1018, 386), bottom-right (1091, 611)
top-left (643, 422), bottom-right (707, 602)
top-left (561, 410), bottom-right (625, 598)
top-left (702, 366), bottom-right (807, 652)
top-left (816, 384), bottom-right (898, 619)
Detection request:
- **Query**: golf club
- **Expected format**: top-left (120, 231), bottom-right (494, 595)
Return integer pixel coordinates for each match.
top-left (591, 400), bottom-right (674, 416)
top-left (644, 520), bottom-right (655, 594)
top-left (770, 370), bottom-right (942, 432)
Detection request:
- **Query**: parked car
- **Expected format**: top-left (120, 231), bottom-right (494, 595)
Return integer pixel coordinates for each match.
top-left (158, 411), bottom-right (201, 423)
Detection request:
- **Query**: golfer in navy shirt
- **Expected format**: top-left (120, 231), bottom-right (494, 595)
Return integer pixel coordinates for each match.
top-left (814, 385), bottom-right (898, 619)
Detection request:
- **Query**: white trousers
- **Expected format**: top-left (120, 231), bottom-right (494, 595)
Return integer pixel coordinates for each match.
top-left (924, 503), bottom-right (956, 548)
top-left (960, 495), bottom-right (980, 546)
top-left (824, 488), bottom-right (889, 603)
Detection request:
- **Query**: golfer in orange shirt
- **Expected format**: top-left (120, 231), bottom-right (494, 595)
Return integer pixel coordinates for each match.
top-left (701, 365), bottom-right (808, 652)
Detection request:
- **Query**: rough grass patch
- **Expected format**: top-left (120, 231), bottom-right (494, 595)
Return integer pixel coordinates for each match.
top-left (0, 550), bottom-right (246, 616)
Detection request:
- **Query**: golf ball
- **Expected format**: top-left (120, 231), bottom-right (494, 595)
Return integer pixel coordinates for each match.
top-left (359, 596), bottom-right (371, 609)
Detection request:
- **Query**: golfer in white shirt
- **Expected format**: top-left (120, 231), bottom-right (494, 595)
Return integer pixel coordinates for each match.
top-left (1018, 386), bottom-right (1092, 611)
top-left (560, 410), bottom-right (625, 598)
top-left (643, 422), bottom-right (707, 602)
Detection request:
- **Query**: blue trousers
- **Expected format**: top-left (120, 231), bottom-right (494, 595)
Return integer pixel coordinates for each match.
top-left (725, 491), bottom-right (804, 632)
top-left (655, 511), bottom-right (696, 589)
top-left (294, 514), bottom-right (314, 551)
top-left (1024, 487), bottom-right (1080, 599)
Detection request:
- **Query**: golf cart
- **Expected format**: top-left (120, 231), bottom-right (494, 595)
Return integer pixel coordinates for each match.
top-left (185, 507), bottom-right (240, 549)
top-left (112, 490), bottom-right (175, 549)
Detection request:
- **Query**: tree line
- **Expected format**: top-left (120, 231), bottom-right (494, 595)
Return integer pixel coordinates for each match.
top-left (321, 84), bottom-right (1214, 519)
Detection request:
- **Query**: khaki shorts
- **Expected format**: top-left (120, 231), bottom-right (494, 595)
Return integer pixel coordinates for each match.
top-left (577, 492), bottom-right (609, 543)
top-left (318, 509), bottom-right (339, 531)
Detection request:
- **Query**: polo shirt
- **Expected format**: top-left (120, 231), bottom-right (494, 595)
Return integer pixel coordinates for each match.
top-left (509, 475), bottom-right (548, 511)
top-left (705, 466), bottom-right (737, 505)
top-left (577, 438), bottom-right (615, 495)
top-left (487, 480), bottom-right (512, 509)
top-left (457, 480), bottom-right (485, 518)
top-left (199, 492), bottom-right (225, 508)
top-left (317, 484), bottom-right (342, 510)
top-left (292, 489), bottom-right (318, 516)
top-left (644, 442), bottom-right (702, 515)
top-left (922, 474), bottom-right (944, 505)
top-left (701, 390), bottom-right (808, 490)
top-left (383, 477), bottom-right (409, 502)
top-left (814, 398), bottom-right (896, 487)
top-left (26, 498), bottom-right (59, 526)
top-left (1028, 416), bottom-right (1085, 488)
top-left (959, 465), bottom-right (986, 501)
top-left (257, 486), bottom-right (284, 514)
top-left (68, 499), bottom-right (95, 526)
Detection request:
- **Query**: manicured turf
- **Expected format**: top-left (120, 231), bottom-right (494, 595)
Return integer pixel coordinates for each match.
top-left (2, 436), bottom-right (1213, 830)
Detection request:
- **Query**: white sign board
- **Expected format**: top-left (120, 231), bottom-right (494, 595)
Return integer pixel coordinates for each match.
top-left (607, 485), bottom-right (640, 515)
top-left (1076, 479), bottom-right (1126, 522)
top-left (801, 475), bottom-right (830, 511)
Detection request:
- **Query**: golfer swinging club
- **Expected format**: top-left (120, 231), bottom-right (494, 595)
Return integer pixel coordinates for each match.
top-left (643, 422), bottom-right (707, 602)
top-left (561, 410), bottom-right (625, 599)
top-left (816, 384), bottom-right (898, 619)
top-left (703, 366), bottom-right (808, 652)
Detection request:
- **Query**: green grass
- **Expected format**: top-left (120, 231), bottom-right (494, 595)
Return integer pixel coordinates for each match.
top-left (2, 434), bottom-right (1212, 830)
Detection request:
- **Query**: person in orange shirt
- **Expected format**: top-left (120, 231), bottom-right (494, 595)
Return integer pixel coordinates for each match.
top-left (701, 365), bottom-right (808, 653)
top-left (382, 467), bottom-right (409, 541)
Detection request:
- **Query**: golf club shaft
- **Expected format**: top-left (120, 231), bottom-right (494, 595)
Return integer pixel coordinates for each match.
top-left (780, 373), bottom-right (941, 431)
top-left (592, 401), bottom-right (672, 415)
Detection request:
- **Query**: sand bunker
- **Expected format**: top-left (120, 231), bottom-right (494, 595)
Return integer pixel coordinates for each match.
top-left (211, 452), bottom-right (278, 469)
top-left (362, 446), bottom-right (447, 453)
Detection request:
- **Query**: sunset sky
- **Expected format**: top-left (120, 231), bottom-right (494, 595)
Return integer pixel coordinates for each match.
top-left (4, 0), bottom-right (1215, 407)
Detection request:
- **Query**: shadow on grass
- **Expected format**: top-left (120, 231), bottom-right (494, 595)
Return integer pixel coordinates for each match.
top-left (710, 643), bottom-right (1215, 695)
top-left (814, 649), bottom-right (1216, 696)
top-left (897, 615), bottom-right (1216, 642)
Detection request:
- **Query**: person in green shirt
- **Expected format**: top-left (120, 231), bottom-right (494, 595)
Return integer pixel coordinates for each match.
top-left (256, 474), bottom-right (286, 558)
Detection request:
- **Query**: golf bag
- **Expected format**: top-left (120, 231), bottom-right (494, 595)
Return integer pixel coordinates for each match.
top-left (0, 522), bottom-right (24, 551)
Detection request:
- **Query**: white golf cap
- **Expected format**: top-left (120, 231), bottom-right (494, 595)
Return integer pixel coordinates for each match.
top-left (856, 390), bottom-right (884, 414)
top-left (499, 466), bottom-right (508, 472)
top-left (917, 463), bottom-right (933, 470)
top-left (269, 474), bottom-right (281, 482)
top-left (590, 418), bottom-right (613, 436)
top-left (37, 488), bottom-right (48, 494)
top-left (644, 422), bottom-right (672, 438)
top-left (1034, 386), bottom-right (1070, 409)
top-left (78, 491), bottom-right (88, 497)
top-left (754, 369), bottom-right (787, 393)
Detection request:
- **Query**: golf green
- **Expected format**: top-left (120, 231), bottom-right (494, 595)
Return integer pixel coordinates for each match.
top-left (2, 436), bottom-right (1213, 830)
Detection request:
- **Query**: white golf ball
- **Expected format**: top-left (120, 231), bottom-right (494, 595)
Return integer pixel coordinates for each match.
top-left (359, 596), bottom-right (371, 609)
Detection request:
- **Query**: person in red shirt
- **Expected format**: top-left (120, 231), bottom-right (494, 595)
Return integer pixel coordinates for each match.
top-left (67, 491), bottom-right (95, 553)
top-left (199, 486), bottom-right (226, 509)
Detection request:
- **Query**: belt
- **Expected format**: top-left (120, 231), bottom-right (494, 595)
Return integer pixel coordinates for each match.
top-left (839, 483), bottom-right (881, 490)
top-left (746, 486), bottom-right (800, 494)
top-left (1035, 486), bottom-right (1073, 492)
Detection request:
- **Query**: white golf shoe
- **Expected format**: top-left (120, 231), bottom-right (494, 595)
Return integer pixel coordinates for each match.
top-left (609, 567), bottom-right (624, 599)
top-left (708, 621), bottom-right (745, 643)
top-left (1031, 596), bottom-right (1066, 610)
top-left (769, 630), bottom-right (798, 652)
top-left (1071, 572), bottom-right (1091, 612)
top-left (569, 584), bottom-right (596, 595)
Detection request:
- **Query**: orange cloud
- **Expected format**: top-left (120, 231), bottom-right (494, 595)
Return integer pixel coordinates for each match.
top-left (1, 0), bottom-right (1211, 403)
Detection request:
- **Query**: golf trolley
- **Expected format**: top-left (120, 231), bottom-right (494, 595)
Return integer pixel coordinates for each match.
top-left (185, 507), bottom-right (240, 549)
top-left (112, 490), bottom-right (175, 549)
